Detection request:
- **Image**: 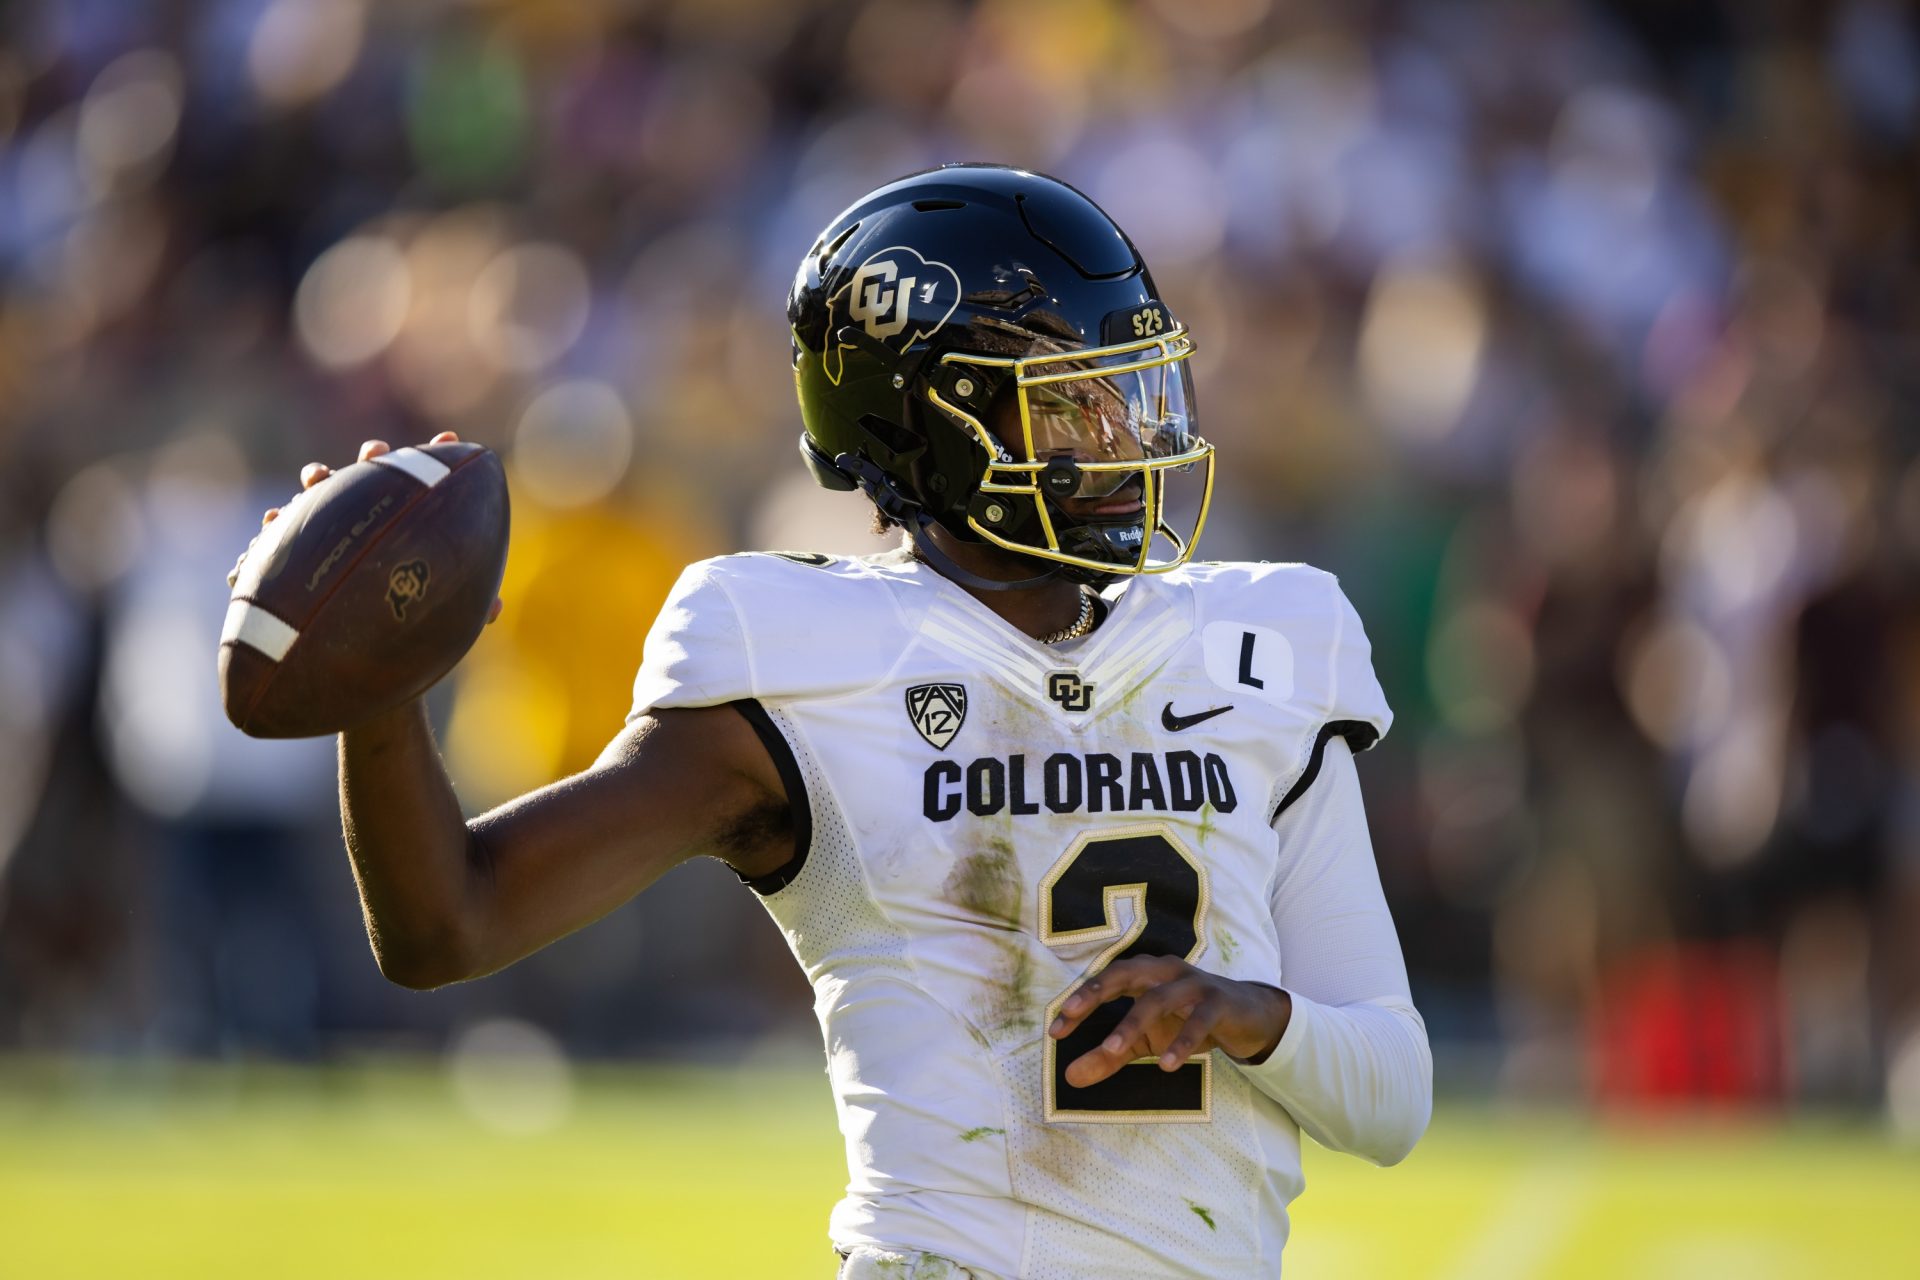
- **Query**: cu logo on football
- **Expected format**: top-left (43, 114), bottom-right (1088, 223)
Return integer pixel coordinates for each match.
top-left (823, 245), bottom-right (961, 384)
top-left (1046, 672), bottom-right (1094, 713)
top-left (386, 559), bottom-right (430, 620)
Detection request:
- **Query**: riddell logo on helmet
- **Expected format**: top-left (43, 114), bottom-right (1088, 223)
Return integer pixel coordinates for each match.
top-left (824, 246), bottom-right (961, 384)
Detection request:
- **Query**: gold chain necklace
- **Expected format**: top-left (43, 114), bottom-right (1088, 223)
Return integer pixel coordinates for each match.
top-left (1040, 588), bottom-right (1097, 645)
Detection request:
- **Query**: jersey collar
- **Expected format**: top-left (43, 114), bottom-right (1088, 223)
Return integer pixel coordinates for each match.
top-left (902, 559), bottom-right (1197, 729)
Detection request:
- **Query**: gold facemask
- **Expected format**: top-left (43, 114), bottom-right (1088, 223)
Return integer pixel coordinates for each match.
top-left (928, 323), bottom-right (1215, 576)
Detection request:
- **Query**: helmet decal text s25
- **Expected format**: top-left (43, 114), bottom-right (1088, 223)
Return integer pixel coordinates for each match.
top-left (824, 246), bottom-right (961, 384)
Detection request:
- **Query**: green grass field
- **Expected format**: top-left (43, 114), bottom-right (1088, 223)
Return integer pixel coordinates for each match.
top-left (2, 1058), bottom-right (1916, 1278)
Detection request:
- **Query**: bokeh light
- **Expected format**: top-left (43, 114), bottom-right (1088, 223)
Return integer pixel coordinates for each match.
top-left (247, 0), bottom-right (367, 109)
top-left (510, 379), bottom-right (633, 510)
top-left (46, 460), bottom-right (143, 590)
top-left (293, 234), bottom-right (412, 370)
top-left (469, 241), bottom-right (591, 374)
top-left (1357, 256), bottom-right (1487, 442)
top-left (75, 49), bottom-right (182, 196)
top-left (447, 1018), bottom-right (575, 1136)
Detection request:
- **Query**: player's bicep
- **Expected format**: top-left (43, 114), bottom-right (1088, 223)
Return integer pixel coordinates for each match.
top-left (460, 705), bottom-right (785, 977)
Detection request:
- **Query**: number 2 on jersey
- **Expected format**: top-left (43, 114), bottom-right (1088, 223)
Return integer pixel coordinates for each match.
top-left (1040, 824), bottom-right (1212, 1122)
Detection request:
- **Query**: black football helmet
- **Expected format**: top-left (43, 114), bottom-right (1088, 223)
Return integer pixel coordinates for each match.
top-left (789, 164), bottom-right (1213, 588)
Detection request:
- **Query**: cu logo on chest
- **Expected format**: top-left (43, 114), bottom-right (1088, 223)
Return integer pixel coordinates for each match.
top-left (1046, 672), bottom-right (1094, 713)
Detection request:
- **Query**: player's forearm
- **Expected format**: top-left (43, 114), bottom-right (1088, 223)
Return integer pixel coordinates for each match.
top-left (337, 698), bottom-right (487, 989)
top-left (1237, 995), bottom-right (1432, 1165)
top-left (1260, 739), bottom-right (1432, 1164)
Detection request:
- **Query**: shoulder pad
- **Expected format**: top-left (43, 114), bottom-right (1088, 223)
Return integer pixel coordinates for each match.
top-left (629, 553), bottom-right (909, 717)
top-left (1179, 561), bottom-right (1391, 749)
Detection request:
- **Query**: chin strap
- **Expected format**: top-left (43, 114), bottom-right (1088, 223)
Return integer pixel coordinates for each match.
top-left (907, 524), bottom-right (1062, 593)
top-left (830, 450), bottom-right (1061, 593)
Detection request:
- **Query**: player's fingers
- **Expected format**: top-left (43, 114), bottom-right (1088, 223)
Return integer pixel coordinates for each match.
top-left (1065, 1007), bottom-right (1179, 1087)
top-left (1098, 978), bottom-right (1207, 1057)
top-left (1142, 1015), bottom-right (1192, 1058)
top-left (1064, 1039), bottom-right (1136, 1087)
top-left (1063, 982), bottom-right (1208, 1087)
top-left (1052, 957), bottom-right (1188, 1033)
top-left (428, 430), bottom-right (460, 444)
top-left (357, 439), bottom-right (391, 462)
top-left (1158, 998), bottom-right (1224, 1070)
top-left (1051, 968), bottom-right (1144, 1037)
top-left (226, 551), bottom-right (247, 587)
top-left (1053, 963), bottom-right (1176, 1035)
top-left (262, 505), bottom-right (283, 526)
top-left (299, 462), bottom-right (329, 489)
top-left (486, 597), bottom-right (504, 625)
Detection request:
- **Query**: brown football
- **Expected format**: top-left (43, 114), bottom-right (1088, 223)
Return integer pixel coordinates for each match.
top-left (219, 441), bottom-right (510, 738)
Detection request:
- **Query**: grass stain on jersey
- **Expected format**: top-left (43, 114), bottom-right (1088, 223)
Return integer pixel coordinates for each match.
top-left (1187, 1200), bottom-right (1217, 1230)
top-left (943, 837), bottom-right (1038, 1038)
top-left (1195, 801), bottom-right (1217, 843)
top-left (983, 942), bottom-right (1037, 1036)
top-left (1217, 927), bottom-right (1240, 965)
top-left (1023, 1113), bottom-right (1094, 1191)
top-left (958, 1126), bottom-right (1005, 1143)
top-left (1022, 1111), bottom-right (1151, 1197)
top-left (943, 836), bottom-right (1022, 930)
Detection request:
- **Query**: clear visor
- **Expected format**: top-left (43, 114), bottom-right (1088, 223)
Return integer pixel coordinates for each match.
top-left (932, 321), bottom-right (1214, 577)
top-left (1020, 350), bottom-right (1196, 498)
top-left (1004, 335), bottom-right (1197, 499)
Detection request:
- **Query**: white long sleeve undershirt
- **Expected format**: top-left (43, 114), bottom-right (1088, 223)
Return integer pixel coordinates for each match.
top-left (1233, 737), bottom-right (1433, 1167)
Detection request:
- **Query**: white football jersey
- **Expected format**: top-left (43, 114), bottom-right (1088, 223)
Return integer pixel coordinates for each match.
top-left (630, 549), bottom-right (1393, 1278)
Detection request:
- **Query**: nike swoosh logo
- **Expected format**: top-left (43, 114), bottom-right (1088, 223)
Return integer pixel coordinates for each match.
top-left (1161, 702), bottom-right (1233, 732)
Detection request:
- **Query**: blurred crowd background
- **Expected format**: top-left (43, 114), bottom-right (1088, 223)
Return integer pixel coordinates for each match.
top-left (0, 0), bottom-right (1916, 1131)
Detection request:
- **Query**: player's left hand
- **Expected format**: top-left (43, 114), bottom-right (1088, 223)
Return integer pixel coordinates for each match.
top-left (1049, 956), bottom-right (1292, 1088)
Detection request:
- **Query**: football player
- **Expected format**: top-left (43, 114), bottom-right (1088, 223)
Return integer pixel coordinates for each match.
top-left (273, 165), bottom-right (1430, 1277)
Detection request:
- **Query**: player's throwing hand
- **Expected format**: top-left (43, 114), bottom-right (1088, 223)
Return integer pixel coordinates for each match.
top-left (226, 430), bottom-right (503, 626)
top-left (1049, 956), bottom-right (1293, 1086)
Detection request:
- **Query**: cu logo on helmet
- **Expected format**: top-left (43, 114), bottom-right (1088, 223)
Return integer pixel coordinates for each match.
top-left (822, 246), bottom-right (961, 385)
top-left (850, 258), bottom-right (931, 340)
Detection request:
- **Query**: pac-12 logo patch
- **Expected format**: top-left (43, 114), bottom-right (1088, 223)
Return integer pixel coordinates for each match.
top-left (824, 246), bottom-right (961, 384)
top-left (906, 682), bottom-right (968, 749)
top-left (386, 559), bottom-right (430, 620)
